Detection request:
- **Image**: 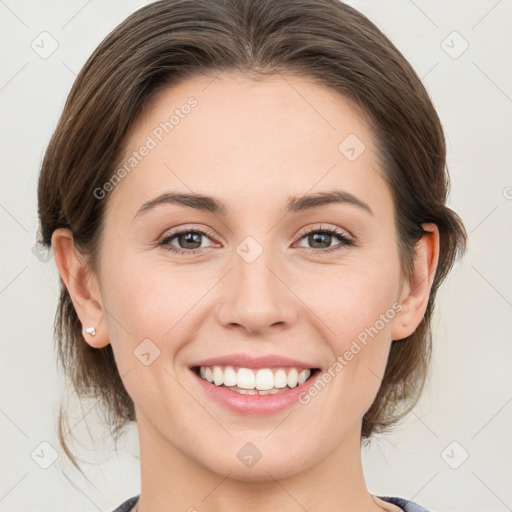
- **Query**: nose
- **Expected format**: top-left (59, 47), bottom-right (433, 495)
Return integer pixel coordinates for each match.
top-left (215, 246), bottom-right (300, 335)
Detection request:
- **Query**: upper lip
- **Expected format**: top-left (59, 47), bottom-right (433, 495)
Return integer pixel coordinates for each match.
top-left (190, 353), bottom-right (319, 369)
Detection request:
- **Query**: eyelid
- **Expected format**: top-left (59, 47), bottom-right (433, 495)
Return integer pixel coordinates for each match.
top-left (159, 224), bottom-right (218, 242)
top-left (295, 223), bottom-right (353, 241)
top-left (159, 223), bottom-right (352, 243)
top-left (158, 222), bottom-right (355, 255)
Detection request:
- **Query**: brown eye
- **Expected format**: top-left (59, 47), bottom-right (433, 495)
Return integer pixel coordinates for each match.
top-left (159, 226), bottom-right (218, 255)
top-left (166, 231), bottom-right (205, 250)
top-left (295, 226), bottom-right (354, 253)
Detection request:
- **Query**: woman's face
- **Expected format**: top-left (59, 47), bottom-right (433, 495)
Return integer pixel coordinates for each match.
top-left (89, 72), bottom-right (417, 480)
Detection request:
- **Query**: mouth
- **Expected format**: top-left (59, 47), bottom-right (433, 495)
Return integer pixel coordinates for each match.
top-left (191, 365), bottom-right (321, 395)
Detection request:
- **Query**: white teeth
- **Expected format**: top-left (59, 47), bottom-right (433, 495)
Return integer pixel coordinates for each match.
top-left (298, 369), bottom-right (311, 385)
top-left (197, 365), bottom-right (314, 392)
top-left (223, 366), bottom-right (237, 387)
top-left (255, 369), bottom-right (274, 390)
top-left (204, 367), bottom-right (214, 383)
top-left (213, 366), bottom-right (223, 386)
top-left (274, 369), bottom-right (288, 388)
top-left (236, 388), bottom-right (257, 395)
top-left (287, 368), bottom-right (299, 388)
top-left (237, 368), bottom-right (256, 389)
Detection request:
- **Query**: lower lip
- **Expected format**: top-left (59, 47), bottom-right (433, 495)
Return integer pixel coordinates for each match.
top-left (191, 369), bottom-right (320, 415)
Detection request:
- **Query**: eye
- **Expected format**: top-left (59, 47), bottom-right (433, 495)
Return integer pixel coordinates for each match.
top-left (158, 225), bottom-right (218, 255)
top-left (157, 223), bottom-right (354, 256)
top-left (294, 224), bottom-right (354, 253)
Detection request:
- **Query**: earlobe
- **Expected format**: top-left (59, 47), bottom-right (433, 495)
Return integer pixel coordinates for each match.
top-left (51, 228), bottom-right (110, 349)
top-left (391, 223), bottom-right (440, 341)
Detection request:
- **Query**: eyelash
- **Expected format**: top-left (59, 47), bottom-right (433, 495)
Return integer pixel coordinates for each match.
top-left (157, 224), bottom-right (354, 256)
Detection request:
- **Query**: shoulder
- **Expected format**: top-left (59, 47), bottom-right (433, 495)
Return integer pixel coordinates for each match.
top-left (110, 495), bottom-right (139, 512)
top-left (377, 495), bottom-right (432, 512)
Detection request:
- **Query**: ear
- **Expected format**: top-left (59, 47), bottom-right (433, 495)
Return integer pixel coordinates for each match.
top-left (391, 223), bottom-right (440, 341)
top-left (51, 228), bottom-right (110, 349)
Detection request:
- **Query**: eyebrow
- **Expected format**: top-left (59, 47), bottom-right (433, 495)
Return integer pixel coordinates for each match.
top-left (133, 188), bottom-right (374, 219)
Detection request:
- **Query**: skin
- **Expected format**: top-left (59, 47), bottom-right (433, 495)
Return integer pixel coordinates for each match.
top-left (52, 72), bottom-right (439, 512)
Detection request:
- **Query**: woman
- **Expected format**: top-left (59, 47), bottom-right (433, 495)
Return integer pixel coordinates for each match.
top-left (37, 0), bottom-right (467, 511)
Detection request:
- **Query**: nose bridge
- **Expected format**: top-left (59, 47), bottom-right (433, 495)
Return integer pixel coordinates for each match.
top-left (215, 234), bottom-right (298, 333)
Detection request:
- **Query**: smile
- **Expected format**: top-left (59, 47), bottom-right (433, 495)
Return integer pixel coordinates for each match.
top-left (190, 363), bottom-right (321, 415)
top-left (195, 365), bottom-right (315, 395)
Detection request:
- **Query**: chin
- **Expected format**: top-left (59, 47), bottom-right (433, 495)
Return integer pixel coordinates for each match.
top-left (199, 448), bottom-right (312, 483)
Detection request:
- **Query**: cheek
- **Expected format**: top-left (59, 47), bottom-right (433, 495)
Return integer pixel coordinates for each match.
top-left (302, 258), bottom-right (401, 344)
top-left (298, 259), bottom-right (401, 412)
top-left (103, 256), bottom-right (205, 335)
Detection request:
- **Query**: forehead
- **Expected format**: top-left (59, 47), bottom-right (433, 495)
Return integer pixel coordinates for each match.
top-left (106, 72), bottom-right (390, 218)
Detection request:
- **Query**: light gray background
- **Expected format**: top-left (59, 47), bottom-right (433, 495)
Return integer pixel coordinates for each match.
top-left (1, 1), bottom-right (511, 511)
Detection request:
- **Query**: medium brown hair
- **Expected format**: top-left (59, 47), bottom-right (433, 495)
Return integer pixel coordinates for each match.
top-left (37, 0), bottom-right (467, 473)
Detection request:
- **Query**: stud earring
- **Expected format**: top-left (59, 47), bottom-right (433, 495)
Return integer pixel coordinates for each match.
top-left (84, 327), bottom-right (96, 336)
